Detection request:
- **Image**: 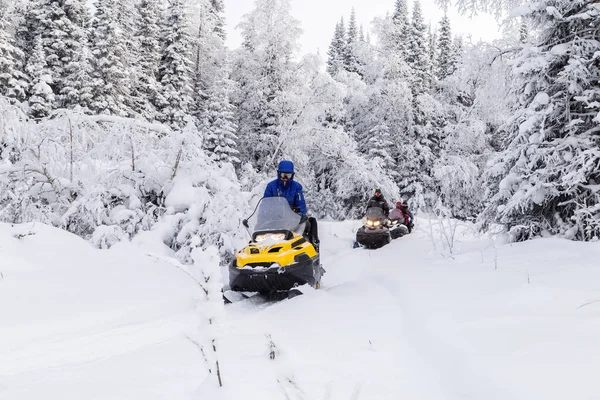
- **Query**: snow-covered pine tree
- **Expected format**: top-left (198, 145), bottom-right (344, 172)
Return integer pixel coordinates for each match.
top-left (407, 0), bottom-right (431, 95)
top-left (209, 0), bottom-right (226, 40)
top-left (391, 0), bottom-right (410, 58)
top-left (519, 19), bottom-right (528, 43)
top-left (115, 0), bottom-right (140, 115)
top-left (26, 36), bottom-right (54, 119)
top-left (156, 0), bottom-right (194, 130)
top-left (450, 35), bottom-right (463, 76)
top-left (326, 17), bottom-right (346, 76)
top-left (89, 0), bottom-right (130, 115)
top-left (131, 0), bottom-right (162, 120)
top-left (436, 14), bottom-right (453, 80)
top-left (0, 0), bottom-right (27, 101)
top-left (201, 69), bottom-right (239, 166)
top-left (345, 8), bottom-right (360, 74)
top-left (359, 24), bottom-right (365, 42)
top-left (232, 0), bottom-right (302, 171)
top-left (428, 25), bottom-right (437, 82)
top-left (480, 0), bottom-right (600, 241)
top-left (366, 122), bottom-right (395, 171)
top-left (57, 0), bottom-right (93, 111)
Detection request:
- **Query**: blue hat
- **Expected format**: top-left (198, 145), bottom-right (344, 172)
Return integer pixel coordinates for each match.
top-left (277, 160), bottom-right (294, 173)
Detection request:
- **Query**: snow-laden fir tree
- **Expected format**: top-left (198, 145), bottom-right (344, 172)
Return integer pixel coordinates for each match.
top-left (17, 0), bottom-right (92, 110)
top-left (89, 0), bottom-right (130, 115)
top-left (391, 0), bottom-right (410, 58)
top-left (26, 36), bottom-right (54, 119)
top-left (191, 0), bottom-right (229, 118)
top-left (57, 0), bottom-right (93, 111)
top-left (359, 24), bottom-right (365, 42)
top-left (156, 0), bottom-right (194, 130)
top-left (450, 36), bottom-right (463, 76)
top-left (201, 68), bottom-right (239, 166)
top-left (407, 0), bottom-right (431, 95)
top-left (209, 0), bottom-right (226, 40)
top-left (480, 0), bottom-right (600, 241)
top-left (233, 0), bottom-right (302, 171)
top-left (115, 0), bottom-right (140, 115)
top-left (428, 25), bottom-right (437, 81)
top-left (131, 0), bottom-right (162, 120)
top-left (327, 17), bottom-right (346, 76)
top-left (0, 0), bottom-right (27, 101)
top-left (436, 14), bottom-right (453, 80)
top-left (519, 19), bottom-right (528, 43)
top-left (345, 8), bottom-right (360, 74)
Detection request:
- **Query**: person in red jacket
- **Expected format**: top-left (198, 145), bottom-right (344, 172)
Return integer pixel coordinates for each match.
top-left (390, 201), bottom-right (414, 232)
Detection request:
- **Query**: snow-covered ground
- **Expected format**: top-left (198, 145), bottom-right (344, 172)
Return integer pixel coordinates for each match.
top-left (2, 219), bottom-right (600, 399)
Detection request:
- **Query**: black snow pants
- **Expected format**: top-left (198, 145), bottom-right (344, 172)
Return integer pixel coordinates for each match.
top-left (304, 217), bottom-right (320, 245)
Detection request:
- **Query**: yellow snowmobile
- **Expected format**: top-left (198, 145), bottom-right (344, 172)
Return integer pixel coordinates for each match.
top-left (226, 197), bottom-right (323, 302)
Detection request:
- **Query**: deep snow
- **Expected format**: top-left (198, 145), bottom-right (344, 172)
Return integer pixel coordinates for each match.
top-left (1, 218), bottom-right (600, 399)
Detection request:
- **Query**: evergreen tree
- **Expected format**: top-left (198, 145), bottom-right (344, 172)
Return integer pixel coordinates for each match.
top-left (449, 35), bottom-right (463, 76)
top-left (233, 0), bottom-right (302, 171)
top-left (480, 0), bottom-right (600, 241)
top-left (27, 36), bottom-right (54, 119)
top-left (156, 0), bottom-right (194, 129)
top-left (519, 19), bottom-right (528, 43)
top-left (406, 0), bottom-right (431, 95)
top-left (359, 24), bottom-right (365, 42)
top-left (209, 0), bottom-right (226, 40)
top-left (391, 0), bottom-right (410, 58)
top-left (327, 18), bottom-right (346, 76)
top-left (57, 0), bottom-right (93, 111)
top-left (436, 14), bottom-right (453, 80)
top-left (428, 25), bottom-right (437, 81)
top-left (345, 8), bottom-right (359, 73)
top-left (89, 0), bottom-right (130, 115)
top-left (115, 0), bottom-right (139, 114)
top-left (0, 0), bottom-right (27, 101)
top-left (201, 71), bottom-right (239, 165)
top-left (132, 0), bottom-right (162, 120)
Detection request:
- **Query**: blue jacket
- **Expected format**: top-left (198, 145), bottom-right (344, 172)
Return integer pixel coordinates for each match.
top-left (264, 178), bottom-right (307, 215)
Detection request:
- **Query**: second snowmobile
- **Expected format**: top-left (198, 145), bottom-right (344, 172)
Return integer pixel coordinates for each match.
top-left (354, 207), bottom-right (391, 249)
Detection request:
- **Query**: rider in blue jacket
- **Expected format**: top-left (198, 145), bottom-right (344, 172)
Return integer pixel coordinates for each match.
top-left (264, 160), bottom-right (307, 215)
top-left (264, 160), bottom-right (318, 250)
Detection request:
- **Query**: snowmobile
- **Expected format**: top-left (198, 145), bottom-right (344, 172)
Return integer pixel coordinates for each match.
top-left (354, 207), bottom-right (391, 249)
top-left (387, 211), bottom-right (410, 239)
top-left (225, 197), bottom-right (324, 302)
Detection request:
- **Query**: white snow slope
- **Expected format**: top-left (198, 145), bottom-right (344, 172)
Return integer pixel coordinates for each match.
top-left (1, 219), bottom-right (600, 399)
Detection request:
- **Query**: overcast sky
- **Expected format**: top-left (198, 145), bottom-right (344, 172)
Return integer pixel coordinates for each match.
top-left (223, 0), bottom-right (503, 55)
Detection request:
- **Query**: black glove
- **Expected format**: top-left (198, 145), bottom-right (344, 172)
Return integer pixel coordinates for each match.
top-left (292, 207), bottom-right (301, 213)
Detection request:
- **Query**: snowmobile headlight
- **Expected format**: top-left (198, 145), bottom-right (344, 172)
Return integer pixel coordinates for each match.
top-left (374, 220), bottom-right (380, 226)
top-left (255, 233), bottom-right (286, 242)
top-left (366, 220), bottom-right (374, 226)
top-left (390, 219), bottom-right (398, 225)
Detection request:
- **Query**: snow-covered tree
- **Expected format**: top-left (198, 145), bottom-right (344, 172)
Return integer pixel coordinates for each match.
top-left (436, 14), bottom-right (453, 79)
top-left (27, 36), bottom-right (54, 119)
top-left (344, 8), bottom-right (359, 74)
top-left (327, 17), bottom-right (346, 76)
top-left (0, 0), bottom-right (27, 101)
top-left (131, 0), bottom-right (162, 120)
top-left (89, 0), bottom-right (130, 115)
top-left (480, 0), bottom-right (600, 241)
top-left (391, 0), bottom-right (410, 58)
top-left (156, 0), bottom-right (194, 130)
top-left (201, 69), bottom-right (239, 166)
top-left (407, 0), bottom-right (431, 95)
top-left (232, 0), bottom-right (302, 171)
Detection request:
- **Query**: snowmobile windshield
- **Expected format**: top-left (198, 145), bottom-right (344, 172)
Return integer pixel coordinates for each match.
top-left (365, 207), bottom-right (385, 221)
top-left (252, 197), bottom-right (303, 234)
